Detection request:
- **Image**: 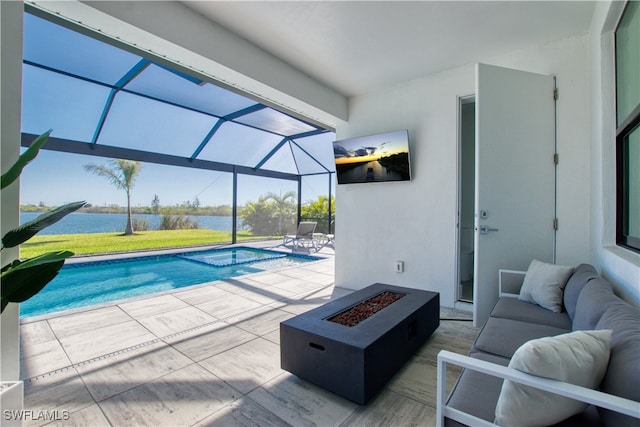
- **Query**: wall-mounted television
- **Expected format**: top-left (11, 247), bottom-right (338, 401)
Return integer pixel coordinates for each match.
top-left (333, 130), bottom-right (411, 184)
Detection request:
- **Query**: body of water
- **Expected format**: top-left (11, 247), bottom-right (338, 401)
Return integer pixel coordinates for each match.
top-left (337, 160), bottom-right (405, 184)
top-left (20, 212), bottom-right (243, 235)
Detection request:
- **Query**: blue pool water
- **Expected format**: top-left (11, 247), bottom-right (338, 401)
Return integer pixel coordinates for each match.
top-left (178, 247), bottom-right (286, 266)
top-left (20, 247), bottom-right (317, 318)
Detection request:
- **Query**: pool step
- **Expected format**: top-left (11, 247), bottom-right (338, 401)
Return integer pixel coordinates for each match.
top-left (177, 249), bottom-right (286, 267)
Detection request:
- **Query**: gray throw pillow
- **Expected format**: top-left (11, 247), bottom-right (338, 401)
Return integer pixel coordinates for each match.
top-left (572, 279), bottom-right (618, 331)
top-left (563, 263), bottom-right (599, 320)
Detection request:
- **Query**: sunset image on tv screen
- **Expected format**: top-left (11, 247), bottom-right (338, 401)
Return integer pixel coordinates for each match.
top-left (333, 130), bottom-right (411, 184)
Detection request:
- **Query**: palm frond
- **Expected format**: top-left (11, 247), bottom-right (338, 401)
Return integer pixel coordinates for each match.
top-left (116, 159), bottom-right (142, 188)
top-left (84, 163), bottom-right (126, 190)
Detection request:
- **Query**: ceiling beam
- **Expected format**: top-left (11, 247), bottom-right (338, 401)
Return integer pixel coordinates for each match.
top-left (91, 58), bottom-right (151, 145)
top-left (22, 133), bottom-right (300, 181)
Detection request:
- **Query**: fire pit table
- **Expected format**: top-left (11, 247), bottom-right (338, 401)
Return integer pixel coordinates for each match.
top-left (280, 283), bottom-right (439, 404)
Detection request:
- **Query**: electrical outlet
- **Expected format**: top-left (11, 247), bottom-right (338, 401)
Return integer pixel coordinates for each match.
top-left (395, 261), bottom-right (404, 273)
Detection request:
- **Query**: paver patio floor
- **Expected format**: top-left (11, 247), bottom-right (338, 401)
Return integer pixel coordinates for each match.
top-left (19, 242), bottom-right (477, 426)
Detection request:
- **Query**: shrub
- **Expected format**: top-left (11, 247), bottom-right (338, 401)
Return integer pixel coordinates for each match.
top-left (240, 192), bottom-right (296, 236)
top-left (132, 217), bottom-right (149, 231)
top-left (159, 214), bottom-right (199, 230)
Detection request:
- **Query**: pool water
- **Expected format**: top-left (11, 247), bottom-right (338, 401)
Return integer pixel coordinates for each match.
top-left (178, 247), bottom-right (286, 266)
top-left (20, 247), bottom-right (317, 318)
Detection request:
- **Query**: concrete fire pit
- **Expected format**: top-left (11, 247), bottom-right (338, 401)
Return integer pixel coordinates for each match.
top-left (280, 283), bottom-right (439, 404)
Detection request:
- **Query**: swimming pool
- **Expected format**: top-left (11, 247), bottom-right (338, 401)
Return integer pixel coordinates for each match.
top-left (20, 247), bottom-right (318, 318)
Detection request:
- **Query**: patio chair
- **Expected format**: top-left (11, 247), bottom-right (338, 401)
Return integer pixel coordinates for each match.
top-left (325, 233), bottom-right (335, 248)
top-left (283, 221), bottom-right (318, 251)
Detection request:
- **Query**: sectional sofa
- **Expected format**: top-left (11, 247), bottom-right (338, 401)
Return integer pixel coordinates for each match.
top-left (437, 261), bottom-right (640, 427)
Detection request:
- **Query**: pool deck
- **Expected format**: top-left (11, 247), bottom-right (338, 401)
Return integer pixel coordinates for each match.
top-left (19, 241), bottom-right (477, 427)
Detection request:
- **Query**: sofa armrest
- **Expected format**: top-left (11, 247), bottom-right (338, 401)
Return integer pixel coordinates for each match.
top-left (436, 350), bottom-right (640, 427)
top-left (498, 269), bottom-right (526, 297)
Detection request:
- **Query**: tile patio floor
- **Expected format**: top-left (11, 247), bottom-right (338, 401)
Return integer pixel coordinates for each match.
top-left (19, 242), bottom-right (478, 427)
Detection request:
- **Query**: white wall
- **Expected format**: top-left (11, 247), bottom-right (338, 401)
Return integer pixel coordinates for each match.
top-left (589, 0), bottom-right (640, 306)
top-left (335, 34), bottom-right (593, 308)
top-left (335, 66), bottom-right (472, 307)
top-left (0, 0), bottom-right (24, 381)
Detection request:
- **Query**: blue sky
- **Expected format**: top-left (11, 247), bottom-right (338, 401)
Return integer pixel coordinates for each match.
top-left (19, 13), bottom-right (335, 209)
top-left (333, 130), bottom-right (409, 165)
top-left (20, 150), bottom-right (332, 208)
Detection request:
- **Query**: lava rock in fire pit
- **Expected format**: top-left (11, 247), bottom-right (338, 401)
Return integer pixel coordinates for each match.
top-left (328, 291), bottom-right (405, 327)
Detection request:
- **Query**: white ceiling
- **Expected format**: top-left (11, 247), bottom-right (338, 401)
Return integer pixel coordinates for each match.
top-left (183, 1), bottom-right (595, 97)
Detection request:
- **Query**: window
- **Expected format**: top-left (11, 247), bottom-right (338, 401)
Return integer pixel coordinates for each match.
top-left (616, 1), bottom-right (640, 253)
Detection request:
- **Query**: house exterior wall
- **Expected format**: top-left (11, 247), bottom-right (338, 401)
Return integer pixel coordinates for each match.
top-left (589, 0), bottom-right (640, 306)
top-left (335, 65), bottom-right (472, 307)
top-left (335, 34), bottom-right (594, 308)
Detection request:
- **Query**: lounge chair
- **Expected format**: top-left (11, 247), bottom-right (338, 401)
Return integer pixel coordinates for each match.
top-left (283, 221), bottom-right (318, 251)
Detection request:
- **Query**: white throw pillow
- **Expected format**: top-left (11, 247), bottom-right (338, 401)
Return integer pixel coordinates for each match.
top-left (494, 329), bottom-right (612, 427)
top-left (519, 259), bottom-right (574, 312)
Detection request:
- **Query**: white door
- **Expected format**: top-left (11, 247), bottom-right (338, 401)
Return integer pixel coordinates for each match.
top-left (473, 63), bottom-right (556, 328)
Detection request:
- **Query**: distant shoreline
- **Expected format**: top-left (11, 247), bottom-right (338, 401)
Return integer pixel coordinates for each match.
top-left (19, 212), bottom-right (238, 235)
top-left (20, 204), bottom-right (232, 217)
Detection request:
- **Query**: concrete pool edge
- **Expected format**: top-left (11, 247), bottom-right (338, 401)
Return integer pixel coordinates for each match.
top-left (64, 241), bottom-right (327, 265)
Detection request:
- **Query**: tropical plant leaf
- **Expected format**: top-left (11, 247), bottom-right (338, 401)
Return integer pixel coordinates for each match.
top-left (2, 266), bottom-right (60, 305)
top-left (1, 201), bottom-right (86, 249)
top-left (0, 251), bottom-right (72, 280)
top-left (1, 258), bottom-right (23, 273)
top-left (1, 267), bottom-right (60, 311)
top-left (0, 251), bottom-right (72, 312)
top-left (0, 130), bottom-right (52, 190)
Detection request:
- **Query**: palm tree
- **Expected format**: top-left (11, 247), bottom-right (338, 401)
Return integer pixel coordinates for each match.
top-left (265, 191), bottom-right (297, 235)
top-left (301, 195), bottom-right (336, 233)
top-left (84, 159), bottom-right (141, 235)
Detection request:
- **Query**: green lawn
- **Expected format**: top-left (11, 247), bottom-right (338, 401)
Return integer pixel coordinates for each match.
top-left (20, 230), bottom-right (275, 258)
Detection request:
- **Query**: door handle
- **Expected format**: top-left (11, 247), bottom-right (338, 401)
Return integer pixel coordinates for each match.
top-left (477, 226), bottom-right (499, 234)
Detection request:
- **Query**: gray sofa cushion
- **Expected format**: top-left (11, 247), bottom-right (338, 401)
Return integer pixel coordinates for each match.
top-left (491, 297), bottom-right (572, 329)
top-left (445, 351), bottom-right (510, 426)
top-left (445, 263), bottom-right (637, 427)
top-left (472, 317), bottom-right (569, 358)
top-left (564, 263), bottom-right (600, 320)
top-left (572, 279), bottom-right (618, 331)
top-left (595, 301), bottom-right (640, 427)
